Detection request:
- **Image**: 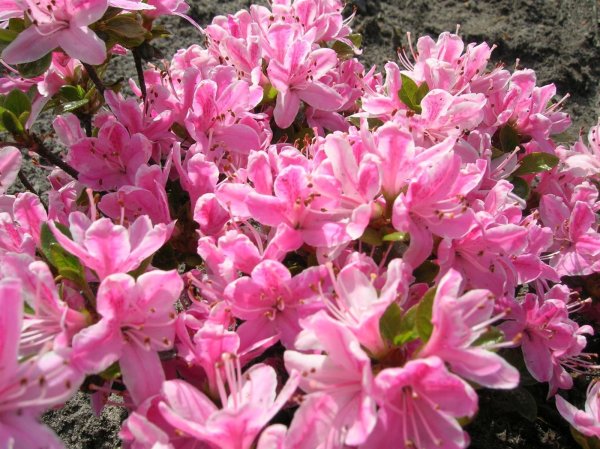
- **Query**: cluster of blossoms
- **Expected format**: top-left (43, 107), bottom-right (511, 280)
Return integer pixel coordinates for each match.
top-left (0, 0), bottom-right (599, 448)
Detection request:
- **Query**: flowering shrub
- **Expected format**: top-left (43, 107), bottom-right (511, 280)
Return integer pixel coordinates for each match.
top-left (0, 1), bottom-right (599, 448)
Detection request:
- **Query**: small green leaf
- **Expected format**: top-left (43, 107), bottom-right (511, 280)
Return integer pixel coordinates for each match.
top-left (382, 231), bottom-right (408, 242)
top-left (16, 53), bottom-right (52, 78)
top-left (0, 28), bottom-right (18, 43)
top-left (413, 260), bottom-right (439, 284)
top-left (4, 89), bottom-right (31, 117)
top-left (104, 15), bottom-right (148, 48)
top-left (62, 99), bottom-right (89, 113)
top-left (18, 111), bottom-right (29, 126)
top-left (512, 152), bottom-right (559, 176)
top-left (1, 110), bottom-right (24, 135)
top-left (398, 74), bottom-right (429, 114)
top-left (511, 176), bottom-right (530, 200)
top-left (359, 227), bottom-right (382, 246)
top-left (392, 306), bottom-right (419, 345)
top-left (60, 85), bottom-right (85, 102)
top-left (498, 124), bottom-right (520, 153)
top-left (8, 18), bottom-right (25, 33)
top-left (261, 84), bottom-right (278, 104)
top-left (379, 302), bottom-right (403, 343)
top-left (473, 327), bottom-right (505, 347)
top-left (100, 362), bottom-right (122, 381)
top-left (48, 243), bottom-right (85, 283)
top-left (415, 287), bottom-right (435, 342)
top-left (40, 223), bottom-right (86, 284)
top-left (347, 116), bottom-right (384, 130)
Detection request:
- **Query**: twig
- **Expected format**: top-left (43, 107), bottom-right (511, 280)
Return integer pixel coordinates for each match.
top-left (132, 47), bottom-right (147, 103)
top-left (18, 171), bottom-right (38, 195)
top-left (17, 170), bottom-right (48, 207)
top-left (82, 63), bottom-right (105, 95)
top-left (28, 135), bottom-right (79, 179)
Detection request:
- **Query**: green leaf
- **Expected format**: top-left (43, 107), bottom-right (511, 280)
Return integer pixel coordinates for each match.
top-left (0, 28), bottom-right (18, 43)
top-left (512, 152), bottom-right (559, 176)
top-left (498, 124), bottom-right (520, 153)
top-left (415, 287), bottom-right (435, 342)
top-left (100, 362), bottom-right (122, 381)
top-left (59, 85), bottom-right (85, 102)
top-left (16, 53), bottom-right (52, 78)
top-left (398, 74), bottom-right (429, 114)
top-left (4, 89), bottom-right (31, 117)
top-left (8, 18), bottom-right (25, 33)
top-left (104, 15), bottom-right (148, 48)
top-left (18, 111), bottom-right (29, 126)
top-left (62, 99), bottom-right (89, 113)
top-left (40, 223), bottom-right (85, 284)
top-left (48, 243), bottom-right (85, 283)
top-left (359, 227), bottom-right (382, 246)
top-left (1, 110), bottom-right (24, 135)
top-left (382, 231), bottom-right (408, 242)
top-left (261, 84), bottom-right (278, 105)
top-left (347, 116), bottom-right (384, 130)
top-left (412, 260), bottom-right (439, 285)
top-left (392, 306), bottom-right (419, 345)
top-left (330, 34), bottom-right (361, 60)
top-left (379, 302), bottom-right (403, 343)
top-left (511, 176), bottom-right (530, 200)
top-left (473, 326), bottom-right (504, 347)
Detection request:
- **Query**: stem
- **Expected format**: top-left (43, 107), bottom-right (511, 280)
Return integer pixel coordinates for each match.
top-left (28, 134), bottom-right (79, 179)
top-left (17, 170), bottom-right (48, 207)
top-left (82, 63), bottom-right (105, 95)
top-left (18, 170), bottom-right (38, 195)
top-left (132, 47), bottom-right (147, 103)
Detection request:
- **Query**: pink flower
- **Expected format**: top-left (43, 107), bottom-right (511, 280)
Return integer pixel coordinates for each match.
top-left (392, 140), bottom-right (485, 267)
top-left (501, 286), bottom-right (594, 396)
top-left (284, 311), bottom-right (377, 447)
top-left (363, 356), bottom-right (478, 449)
top-left (539, 195), bottom-right (600, 276)
top-left (49, 213), bottom-right (173, 280)
top-left (266, 23), bottom-right (343, 128)
top-left (225, 260), bottom-right (327, 348)
top-left (420, 269), bottom-right (519, 389)
top-left (556, 381), bottom-right (600, 438)
top-left (0, 253), bottom-right (86, 356)
top-left (1, 0), bottom-right (108, 65)
top-left (0, 146), bottom-right (21, 194)
top-left (0, 278), bottom-right (81, 448)
top-left (68, 121), bottom-right (152, 190)
top-left (324, 258), bottom-right (410, 355)
top-left (72, 270), bottom-right (183, 404)
top-left (157, 360), bottom-right (299, 449)
top-left (0, 193), bottom-right (47, 256)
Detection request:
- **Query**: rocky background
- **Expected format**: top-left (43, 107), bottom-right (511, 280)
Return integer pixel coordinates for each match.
top-left (40, 0), bottom-right (600, 448)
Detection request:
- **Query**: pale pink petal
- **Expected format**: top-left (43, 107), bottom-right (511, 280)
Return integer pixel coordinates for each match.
top-left (56, 26), bottom-right (106, 65)
top-left (71, 0), bottom-right (109, 27)
top-left (1, 26), bottom-right (58, 65)
top-left (274, 90), bottom-right (301, 129)
top-left (0, 147), bottom-right (21, 194)
top-left (120, 344), bottom-right (165, 405)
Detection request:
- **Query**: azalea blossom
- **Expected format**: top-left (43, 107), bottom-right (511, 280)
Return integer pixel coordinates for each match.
top-left (2, 0), bottom-right (108, 65)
